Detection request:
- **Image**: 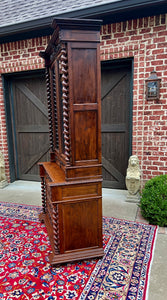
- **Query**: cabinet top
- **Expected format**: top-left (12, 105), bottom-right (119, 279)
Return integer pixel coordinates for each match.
top-left (52, 17), bottom-right (102, 31)
top-left (39, 17), bottom-right (102, 64)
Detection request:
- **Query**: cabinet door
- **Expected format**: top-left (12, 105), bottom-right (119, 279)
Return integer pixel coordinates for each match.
top-left (68, 42), bottom-right (101, 167)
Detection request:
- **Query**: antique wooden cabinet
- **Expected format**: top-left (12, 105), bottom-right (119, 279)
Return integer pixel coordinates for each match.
top-left (39, 18), bottom-right (104, 265)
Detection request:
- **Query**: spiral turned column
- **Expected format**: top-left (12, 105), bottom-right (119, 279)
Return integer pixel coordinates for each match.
top-left (41, 177), bottom-right (46, 214)
top-left (52, 205), bottom-right (60, 254)
top-left (52, 68), bottom-right (59, 149)
top-left (61, 45), bottom-right (71, 164)
top-left (46, 68), bottom-right (54, 152)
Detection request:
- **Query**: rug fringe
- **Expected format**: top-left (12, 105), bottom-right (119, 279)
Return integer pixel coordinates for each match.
top-left (144, 225), bottom-right (159, 300)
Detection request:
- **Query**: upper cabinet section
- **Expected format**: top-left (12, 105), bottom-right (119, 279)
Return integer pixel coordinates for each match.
top-left (40, 18), bottom-right (102, 180)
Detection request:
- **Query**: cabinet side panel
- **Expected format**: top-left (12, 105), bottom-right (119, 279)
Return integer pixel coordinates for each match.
top-left (71, 48), bottom-right (97, 104)
top-left (62, 198), bottom-right (102, 251)
top-left (74, 110), bottom-right (98, 162)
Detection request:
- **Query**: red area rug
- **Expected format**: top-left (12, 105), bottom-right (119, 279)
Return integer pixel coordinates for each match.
top-left (0, 202), bottom-right (157, 300)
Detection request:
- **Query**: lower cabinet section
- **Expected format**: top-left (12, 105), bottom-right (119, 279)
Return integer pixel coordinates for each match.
top-left (39, 162), bottom-right (104, 266)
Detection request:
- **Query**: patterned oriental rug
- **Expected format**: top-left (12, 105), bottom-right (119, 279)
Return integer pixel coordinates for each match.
top-left (0, 202), bottom-right (157, 300)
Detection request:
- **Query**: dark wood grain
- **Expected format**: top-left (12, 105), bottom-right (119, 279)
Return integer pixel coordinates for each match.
top-left (39, 18), bottom-right (103, 265)
top-left (12, 75), bottom-right (50, 180)
top-left (101, 64), bottom-right (131, 189)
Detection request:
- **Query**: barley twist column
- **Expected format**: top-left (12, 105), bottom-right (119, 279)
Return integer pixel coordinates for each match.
top-left (41, 177), bottom-right (46, 214)
top-left (53, 205), bottom-right (60, 254)
top-left (61, 45), bottom-right (71, 164)
top-left (45, 68), bottom-right (54, 152)
top-left (52, 68), bottom-right (59, 149)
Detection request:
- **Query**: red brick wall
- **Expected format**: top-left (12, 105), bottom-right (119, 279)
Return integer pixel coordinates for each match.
top-left (100, 14), bottom-right (167, 186)
top-left (0, 37), bottom-right (49, 182)
top-left (0, 14), bottom-right (167, 186)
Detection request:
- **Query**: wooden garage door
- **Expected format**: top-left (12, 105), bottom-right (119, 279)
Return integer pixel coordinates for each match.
top-left (101, 62), bottom-right (132, 189)
top-left (10, 73), bottom-right (50, 181)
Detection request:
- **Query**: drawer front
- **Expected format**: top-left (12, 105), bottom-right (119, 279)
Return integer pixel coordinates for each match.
top-left (62, 182), bottom-right (100, 200)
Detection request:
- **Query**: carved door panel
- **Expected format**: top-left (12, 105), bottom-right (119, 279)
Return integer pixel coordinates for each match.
top-left (10, 73), bottom-right (50, 181)
top-left (101, 62), bottom-right (132, 189)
